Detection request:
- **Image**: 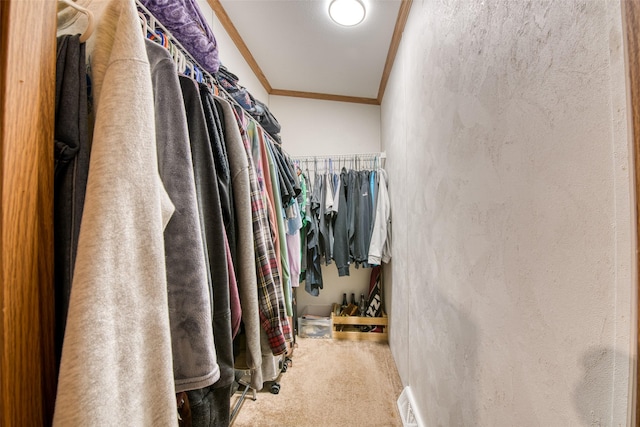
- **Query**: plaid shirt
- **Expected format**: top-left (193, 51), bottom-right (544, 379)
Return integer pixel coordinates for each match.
top-left (233, 108), bottom-right (291, 355)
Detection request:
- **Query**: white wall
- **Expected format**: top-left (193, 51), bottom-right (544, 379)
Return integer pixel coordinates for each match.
top-left (196, 0), bottom-right (268, 102)
top-left (381, 0), bottom-right (635, 425)
top-left (269, 95), bottom-right (381, 157)
top-left (269, 95), bottom-right (381, 312)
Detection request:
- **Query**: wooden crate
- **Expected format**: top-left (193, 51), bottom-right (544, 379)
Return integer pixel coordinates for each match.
top-left (331, 304), bottom-right (388, 342)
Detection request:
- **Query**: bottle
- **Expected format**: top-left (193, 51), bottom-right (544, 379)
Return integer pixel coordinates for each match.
top-left (358, 293), bottom-right (367, 316)
top-left (341, 293), bottom-right (348, 310)
top-left (350, 293), bottom-right (356, 306)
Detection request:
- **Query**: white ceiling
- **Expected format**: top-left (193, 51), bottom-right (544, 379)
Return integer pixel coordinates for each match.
top-left (217, 0), bottom-right (402, 101)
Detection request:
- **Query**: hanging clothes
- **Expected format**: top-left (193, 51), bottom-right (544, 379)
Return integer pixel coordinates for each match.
top-left (317, 171), bottom-right (330, 264)
top-left (297, 170), bottom-right (309, 283)
top-left (346, 169), bottom-right (358, 269)
top-left (55, 0), bottom-right (299, 421)
top-left (323, 171), bottom-right (336, 264)
top-left (146, 39), bottom-right (219, 393)
top-left (271, 143), bottom-right (300, 203)
top-left (199, 86), bottom-right (236, 267)
top-left (286, 229), bottom-right (302, 289)
top-left (54, 0), bottom-right (178, 424)
top-left (265, 146), bottom-right (295, 310)
top-left (255, 127), bottom-right (285, 313)
top-left (178, 76), bottom-right (236, 426)
top-left (284, 166), bottom-right (303, 291)
top-left (208, 94), bottom-right (263, 391)
top-left (353, 169), bottom-right (373, 267)
top-left (225, 232), bottom-right (242, 339)
top-left (333, 167), bottom-right (350, 276)
top-left (54, 34), bottom-right (90, 364)
top-left (228, 102), bottom-right (290, 354)
top-left (193, 84), bottom-right (235, 390)
top-left (264, 139), bottom-right (293, 316)
top-left (247, 122), bottom-right (284, 302)
top-left (368, 168), bottom-right (392, 265)
top-left (238, 108), bottom-right (294, 388)
top-left (305, 173), bottom-right (324, 296)
top-left (290, 154), bottom-right (390, 293)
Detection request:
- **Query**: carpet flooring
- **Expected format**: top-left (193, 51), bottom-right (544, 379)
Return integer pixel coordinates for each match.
top-left (231, 337), bottom-right (404, 427)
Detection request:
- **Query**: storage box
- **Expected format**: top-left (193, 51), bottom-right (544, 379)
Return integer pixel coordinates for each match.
top-left (297, 305), bottom-right (332, 338)
top-left (331, 303), bottom-right (388, 342)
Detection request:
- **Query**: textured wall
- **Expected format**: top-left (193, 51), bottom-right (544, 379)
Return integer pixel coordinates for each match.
top-left (381, 0), bottom-right (634, 425)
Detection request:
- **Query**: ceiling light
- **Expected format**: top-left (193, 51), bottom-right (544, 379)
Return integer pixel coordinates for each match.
top-left (329, 0), bottom-right (366, 27)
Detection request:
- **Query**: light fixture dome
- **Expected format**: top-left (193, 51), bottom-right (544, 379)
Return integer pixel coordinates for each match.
top-left (328, 0), bottom-right (366, 27)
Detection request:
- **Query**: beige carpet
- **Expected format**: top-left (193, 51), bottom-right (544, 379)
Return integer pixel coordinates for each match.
top-left (231, 338), bottom-right (404, 427)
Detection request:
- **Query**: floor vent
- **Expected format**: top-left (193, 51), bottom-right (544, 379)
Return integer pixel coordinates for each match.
top-left (397, 386), bottom-right (424, 427)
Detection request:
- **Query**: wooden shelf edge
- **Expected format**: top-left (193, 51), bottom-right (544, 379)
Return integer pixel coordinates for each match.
top-left (331, 315), bottom-right (388, 326)
top-left (332, 331), bottom-right (388, 342)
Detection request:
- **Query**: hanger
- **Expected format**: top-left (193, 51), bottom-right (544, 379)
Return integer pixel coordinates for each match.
top-left (138, 11), bottom-right (148, 36)
top-left (192, 64), bottom-right (200, 82)
top-left (171, 44), bottom-right (179, 66)
top-left (153, 28), bottom-right (169, 48)
top-left (173, 48), bottom-right (184, 74)
top-left (155, 29), bottom-right (164, 46)
top-left (59, 0), bottom-right (95, 43)
top-left (149, 13), bottom-right (157, 33)
top-left (179, 52), bottom-right (187, 74)
top-left (140, 12), bottom-right (158, 44)
top-left (168, 43), bottom-right (175, 62)
top-left (183, 60), bottom-right (191, 78)
top-left (150, 29), bottom-right (161, 44)
top-left (161, 30), bottom-right (169, 48)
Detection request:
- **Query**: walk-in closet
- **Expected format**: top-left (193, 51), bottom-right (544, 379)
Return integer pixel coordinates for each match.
top-left (2, 0), bottom-right (639, 425)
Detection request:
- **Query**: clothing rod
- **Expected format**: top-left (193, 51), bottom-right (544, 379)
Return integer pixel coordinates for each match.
top-left (289, 152), bottom-right (386, 161)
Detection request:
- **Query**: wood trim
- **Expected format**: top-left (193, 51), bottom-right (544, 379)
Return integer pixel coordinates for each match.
top-left (623, 1), bottom-right (640, 426)
top-left (0, 3), bottom-right (7, 424)
top-left (331, 330), bottom-right (388, 341)
top-left (377, 0), bottom-right (413, 104)
top-left (0, 0), bottom-right (56, 425)
top-left (208, 0), bottom-right (273, 93)
top-left (207, 0), bottom-right (410, 106)
top-left (270, 88), bottom-right (379, 105)
top-left (332, 316), bottom-right (388, 326)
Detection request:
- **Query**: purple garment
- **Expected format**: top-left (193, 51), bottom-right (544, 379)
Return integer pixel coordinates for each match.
top-left (225, 232), bottom-right (242, 339)
top-left (141, 0), bottom-right (220, 74)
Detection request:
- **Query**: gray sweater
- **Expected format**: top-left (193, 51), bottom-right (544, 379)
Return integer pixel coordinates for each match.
top-left (146, 40), bottom-right (219, 392)
top-left (54, 0), bottom-right (178, 424)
